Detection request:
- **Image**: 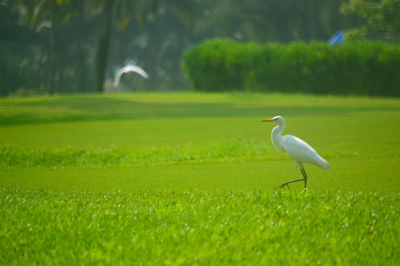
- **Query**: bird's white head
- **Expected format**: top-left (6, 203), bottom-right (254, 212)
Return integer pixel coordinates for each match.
top-left (261, 116), bottom-right (285, 125)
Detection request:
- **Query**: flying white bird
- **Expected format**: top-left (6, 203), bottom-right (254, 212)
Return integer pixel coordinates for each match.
top-left (262, 116), bottom-right (329, 190)
top-left (113, 65), bottom-right (149, 87)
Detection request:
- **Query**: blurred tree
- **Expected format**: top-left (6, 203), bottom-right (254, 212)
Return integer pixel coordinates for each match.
top-left (2, 0), bottom-right (390, 96)
top-left (95, 0), bottom-right (197, 93)
top-left (70, 0), bottom-right (87, 93)
top-left (95, 0), bottom-right (113, 93)
top-left (197, 0), bottom-right (361, 43)
top-left (0, 1), bottom-right (36, 96)
top-left (76, 0), bottom-right (85, 92)
top-left (341, 0), bottom-right (400, 40)
top-left (106, 0), bottom-right (199, 92)
top-left (17, 0), bottom-right (72, 94)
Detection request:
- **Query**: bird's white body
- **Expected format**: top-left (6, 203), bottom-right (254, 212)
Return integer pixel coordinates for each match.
top-left (270, 118), bottom-right (330, 170)
top-left (262, 116), bottom-right (329, 189)
top-left (113, 65), bottom-right (149, 87)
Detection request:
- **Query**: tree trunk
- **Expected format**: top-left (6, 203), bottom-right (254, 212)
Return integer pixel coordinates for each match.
top-left (95, 0), bottom-right (114, 93)
top-left (76, 0), bottom-right (85, 93)
top-left (48, 0), bottom-right (57, 95)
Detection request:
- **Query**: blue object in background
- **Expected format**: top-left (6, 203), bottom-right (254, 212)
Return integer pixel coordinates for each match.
top-left (329, 30), bottom-right (344, 45)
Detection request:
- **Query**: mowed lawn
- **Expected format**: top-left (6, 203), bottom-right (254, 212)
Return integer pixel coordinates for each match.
top-left (0, 92), bottom-right (399, 192)
top-left (1, 93), bottom-right (400, 265)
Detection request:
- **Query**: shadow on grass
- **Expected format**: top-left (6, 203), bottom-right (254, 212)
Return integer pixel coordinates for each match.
top-left (0, 96), bottom-right (356, 126)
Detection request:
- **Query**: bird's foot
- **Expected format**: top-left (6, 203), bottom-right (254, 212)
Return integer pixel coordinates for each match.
top-left (275, 182), bottom-right (291, 190)
top-left (275, 178), bottom-right (305, 190)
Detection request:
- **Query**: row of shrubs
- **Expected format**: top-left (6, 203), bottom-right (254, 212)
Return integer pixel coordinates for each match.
top-left (183, 39), bottom-right (400, 96)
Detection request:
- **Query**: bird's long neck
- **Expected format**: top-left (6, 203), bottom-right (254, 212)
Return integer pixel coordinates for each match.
top-left (271, 122), bottom-right (286, 153)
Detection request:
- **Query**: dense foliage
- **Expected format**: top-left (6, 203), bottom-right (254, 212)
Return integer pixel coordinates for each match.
top-left (0, 0), bottom-right (371, 96)
top-left (341, 0), bottom-right (400, 39)
top-left (183, 39), bottom-right (400, 96)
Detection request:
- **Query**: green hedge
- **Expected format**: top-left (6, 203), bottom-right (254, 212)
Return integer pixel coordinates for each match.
top-left (183, 39), bottom-right (400, 96)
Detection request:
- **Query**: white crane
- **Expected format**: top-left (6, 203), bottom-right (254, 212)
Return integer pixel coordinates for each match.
top-left (262, 116), bottom-right (329, 190)
top-left (113, 65), bottom-right (149, 87)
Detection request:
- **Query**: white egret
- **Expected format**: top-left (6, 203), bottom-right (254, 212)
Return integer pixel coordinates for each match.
top-left (113, 65), bottom-right (149, 87)
top-left (262, 116), bottom-right (329, 190)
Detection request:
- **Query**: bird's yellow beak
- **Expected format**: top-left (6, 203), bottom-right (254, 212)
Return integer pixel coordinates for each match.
top-left (261, 119), bottom-right (274, 122)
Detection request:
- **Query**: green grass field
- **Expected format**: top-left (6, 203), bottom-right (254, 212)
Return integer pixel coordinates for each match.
top-left (1, 92), bottom-right (399, 265)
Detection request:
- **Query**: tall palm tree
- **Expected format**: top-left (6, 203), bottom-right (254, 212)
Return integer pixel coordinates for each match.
top-left (75, 0), bottom-right (85, 93)
top-left (95, 0), bottom-right (114, 93)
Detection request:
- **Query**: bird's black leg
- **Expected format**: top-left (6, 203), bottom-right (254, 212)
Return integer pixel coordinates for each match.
top-left (300, 167), bottom-right (308, 191)
top-left (276, 167), bottom-right (308, 190)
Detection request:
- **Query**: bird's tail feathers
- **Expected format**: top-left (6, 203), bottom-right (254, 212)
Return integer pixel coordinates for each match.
top-left (320, 158), bottom-right (330, 170)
